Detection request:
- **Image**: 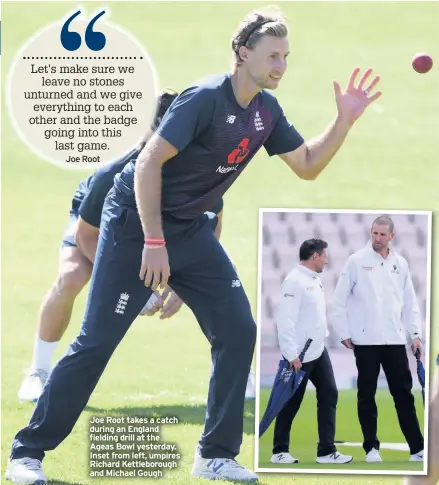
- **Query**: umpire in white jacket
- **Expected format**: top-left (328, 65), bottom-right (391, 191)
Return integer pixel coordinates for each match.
top-left (332, 216), bottom-right (424, 463)
top-left (272, 239), bottom-right (352, 465)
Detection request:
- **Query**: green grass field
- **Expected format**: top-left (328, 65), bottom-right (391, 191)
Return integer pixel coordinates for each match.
top-left (2, 2), bottom-right (439, 485)
top-left (257, 389), bottom-right (425, 472)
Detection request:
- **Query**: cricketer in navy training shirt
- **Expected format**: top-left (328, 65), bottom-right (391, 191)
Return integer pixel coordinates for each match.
top-left (10, 71), bottom-right (302, 465)
top-left (6, 5), bottom-right (383, 481)
top-left (10, 73), bottom-right (303, 472)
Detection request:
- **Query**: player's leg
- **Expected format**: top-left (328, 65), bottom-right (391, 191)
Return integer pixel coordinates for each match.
top-left (353, 345), bottom-right (382, 460)
top-left (309, 349), bottom-right (352, 464)
top-left (381, 345), bottom-right (424, 458)
top-left (37, 246), bottom-right (92, 342)
top-left (18, 212), bottom-right (93, 402)
top-left (213, 214), bottom-right (256, 402)
top-left (271, 363), bottom-right (312, 463)
top-left (209, 212), bottom-right (256, 402)
top-left (163, 214), bottom-right (257, 480)
top-left (7, 193), bottom-right (152, 484)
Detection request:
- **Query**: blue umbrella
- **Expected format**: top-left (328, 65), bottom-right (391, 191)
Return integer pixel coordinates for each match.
top-left (259, 339), bottom-right (312, 438)
top-left (414, 349), bottom-right (425, 405)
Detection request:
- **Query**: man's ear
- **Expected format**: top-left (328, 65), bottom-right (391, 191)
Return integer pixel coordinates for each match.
top-left (238, 45), bottom-right (248, 62)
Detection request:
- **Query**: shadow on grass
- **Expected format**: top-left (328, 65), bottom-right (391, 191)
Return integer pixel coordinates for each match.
top-left (85, 401), bottom-right (255, 435)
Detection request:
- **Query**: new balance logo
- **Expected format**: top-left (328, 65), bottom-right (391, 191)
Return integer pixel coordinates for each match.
top-left (212, 462), bottom-right (224, 473)
top-left (231, 279), bottom-right (241, 288)
top-left (226, 115), bottom-right (236, 124)
top-left (115, 292), bottom-right (130, 314)
top-left (207, 459), bottom-right (225, 473)
top-left (254, 111), bottom-right (264, 131)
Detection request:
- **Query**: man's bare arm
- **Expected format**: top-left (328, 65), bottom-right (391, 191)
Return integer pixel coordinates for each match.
top-left (279, 117), bottom-right (351, 181)
top-left (134, 133), bottom-right (178, 238)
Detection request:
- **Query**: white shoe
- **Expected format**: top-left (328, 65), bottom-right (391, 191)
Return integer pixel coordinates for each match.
top-left (270, 452), bottom-right (299, 464)
top-left (191, 448), bottom-right (258, 481)
top-left (409, 450), bottom-right (424, 462)
top-left (366, 448), bottom-right (383, 463)
top-left (316, 452), bottom-right (353, 464)
top-left (18, 369), bottom-right (49, 403)
top-left (245, 371), bottom-right (256, 400)
top-left (5, 458), bottom-right (47, 484)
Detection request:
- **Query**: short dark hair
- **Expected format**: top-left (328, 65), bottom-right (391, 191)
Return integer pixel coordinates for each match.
top-left (299, 239), bottom-right (328, 261)
top-left (151, 88), bottom-right (179, 131)
top-left (372, 215), bottom-right (394, 233)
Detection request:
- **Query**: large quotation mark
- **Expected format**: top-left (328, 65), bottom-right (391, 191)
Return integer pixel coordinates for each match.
top-left (60, 11), bottom-right (106, 51)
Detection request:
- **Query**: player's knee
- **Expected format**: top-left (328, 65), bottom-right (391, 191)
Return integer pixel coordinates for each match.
top-left (57, 262), bottom-right (91, 296)
top-left (318, 382), bottom-right (338, 406)
top-left (203, 298), bottom-right (256, 354)
top-left (229, 308), bottom-right (256, 352)
top-left (243, 317), bottom-right (257, 348)
top-left (328, 385), bottom-right (338, 405)
top-left (68, 334), bottom-right (116, 362)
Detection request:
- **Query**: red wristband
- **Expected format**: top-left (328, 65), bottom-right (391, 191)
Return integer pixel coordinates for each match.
top-left (144, 237), bottom-right (166, 247)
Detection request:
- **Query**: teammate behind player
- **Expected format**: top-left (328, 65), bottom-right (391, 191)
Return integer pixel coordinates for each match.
top-left (18, 91), bottom-right (180, 402)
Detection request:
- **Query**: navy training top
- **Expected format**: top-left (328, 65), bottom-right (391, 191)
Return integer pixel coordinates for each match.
top-left (115, 73), bottom-right (304, 219)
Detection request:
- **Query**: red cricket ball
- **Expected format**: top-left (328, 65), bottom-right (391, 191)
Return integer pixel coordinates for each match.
top-left (412, 53), bottom-right (433, 74)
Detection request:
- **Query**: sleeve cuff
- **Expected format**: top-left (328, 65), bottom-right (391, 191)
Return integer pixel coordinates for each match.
top-left (281, 347), bottom-right (298, 362)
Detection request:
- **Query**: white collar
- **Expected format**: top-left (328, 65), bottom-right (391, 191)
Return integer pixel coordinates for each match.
top-left (297, 263), bottom-right (319, 278)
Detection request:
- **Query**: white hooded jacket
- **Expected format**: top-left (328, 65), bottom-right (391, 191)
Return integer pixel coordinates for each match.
top-left (276, 264), bottom-right (329, 363)
top-left (331, 245), bottom-right (422, 345)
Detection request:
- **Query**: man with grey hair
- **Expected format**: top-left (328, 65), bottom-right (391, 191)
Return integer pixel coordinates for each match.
top-left (332, 216), bottom-right (424, 464)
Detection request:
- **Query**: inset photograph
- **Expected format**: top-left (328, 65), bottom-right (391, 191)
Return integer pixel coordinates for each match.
top-left (256, 210), bottom-right (431, 475)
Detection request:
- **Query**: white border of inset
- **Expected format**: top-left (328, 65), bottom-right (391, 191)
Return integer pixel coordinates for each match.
top-left (254, 208), bottom-right (432, 476)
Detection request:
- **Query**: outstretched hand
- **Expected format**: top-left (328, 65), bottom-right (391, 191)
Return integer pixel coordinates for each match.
top-left (333, 68), bottom-right (382, 126)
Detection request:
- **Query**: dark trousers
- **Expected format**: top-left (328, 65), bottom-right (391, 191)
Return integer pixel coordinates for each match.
top-left (11, 186), bottom-right (256, 461)
top-left (354, 344), bottom-right (424, 454)
top-left (273, 348), bottom-right (338, 457)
